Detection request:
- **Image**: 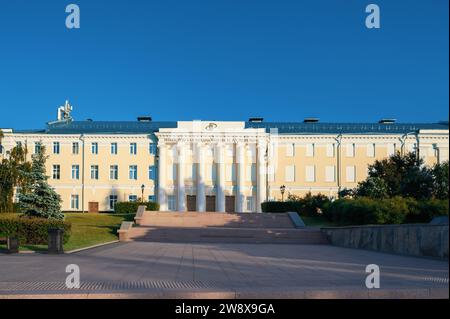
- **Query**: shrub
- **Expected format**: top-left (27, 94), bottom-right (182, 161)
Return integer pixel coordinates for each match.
top-left (261, 201), bottom-right (293, 213)
top-left (0, 216), bottom-right (71, 244)
top-left (404, 199), bottom-right (449, 223)
top-left (114, 201), bottom-right (160, 214)
top-left (261, 193), bottom-right (331, 217)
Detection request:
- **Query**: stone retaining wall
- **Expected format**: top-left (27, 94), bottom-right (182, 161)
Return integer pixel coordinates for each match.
top-left (321, 224), bottom-right (449, 259)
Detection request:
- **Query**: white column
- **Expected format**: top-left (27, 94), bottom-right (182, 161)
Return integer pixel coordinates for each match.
top-left (215, 143), bottom-right (226, 212)
top-left (196, 142), bottom-right (206, 212)
top-left (177, 143), bottom-right (186, 212)
top-left (256, 142), bottom-right (267, 213)
top-left (236, 143), bottom-right (245, 213)
top-left (157, 143), bottom-right (168, 211)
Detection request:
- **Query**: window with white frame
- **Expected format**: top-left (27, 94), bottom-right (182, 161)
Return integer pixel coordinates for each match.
top-left (129, 165), bottom-right (138, 180)
top-left (148, 165), bottom-right (156, 180)
top-left (346, 143), bottom-right (355, 157)
top-left (110, 165), bottom-right (118, 180)
top-left (0, 144), bottom-right (3, 154)
top-left (53, 142), bottom-right (60, 154)
top-left (130, 143), bottom-right (137, 155)
top-left (52, 165), bottom-right (61, 180)
top-left (286, 143), bottom-right (294, 157)
top-left (246, 196), bottom-right (254, 212)
top-left (325, 166), bottom-right (335, 182)
top-left (387, 143), bottom-right (396, 157)
top-left (91, 142), bottom-right (98, 155)
top-left (346, 166), bottom-right (356, 182)
top-left (367, 143), bottom-right (376, 157)
top-left (109, 195), bottom-right (118, 210)
top-left (111, 142), bottom-right (118, 155)
top-left (326, 143), bottom-right (335, 157)
top-left (34, 143), bottom-right (42, 154)
top-left (285, 165), bottom-right (295, 182)
top-left (128, 195), bottom-right (138, 202)
top-left (149, 143), bottom-right (157, 155)
top-left (70, 194), bottom-right (79, 210)
top-left (305, 165), bottom-right (315, 182)
top-left (71, 165), bottom-right (80, 180)
top-left (148, 195), bottom-right (156, 202)
top-left (306, 143), bottom-right (315, 157)
top-left (90, 165), bottom-right (99, 180)
top-left (168, 195), bottom-right (176, 211)
top-left (72, 142), bottom-right (79, 155)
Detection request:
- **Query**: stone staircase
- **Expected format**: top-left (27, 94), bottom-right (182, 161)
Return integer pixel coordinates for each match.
top-left (120, 209), bottom-right (328, 245)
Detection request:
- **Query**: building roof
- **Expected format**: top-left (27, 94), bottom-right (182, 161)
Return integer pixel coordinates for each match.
top-left (10, 120), bottom-right (449, 135)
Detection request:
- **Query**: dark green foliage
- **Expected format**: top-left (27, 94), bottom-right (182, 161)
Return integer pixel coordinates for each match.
top-left (114, 201), bottom-right (160, 214)
top-left (0, 216), bottom-right (71, 244)
top-left (261, 192), bottom-right (331, 217)
top-left (355, 177), bottom-right (389, 199)
top-left (431, 161), bottom-right (449, 200)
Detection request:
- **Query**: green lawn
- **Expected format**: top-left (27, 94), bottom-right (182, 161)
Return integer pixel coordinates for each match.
top-left (0, 213), bottom-right (135, 252)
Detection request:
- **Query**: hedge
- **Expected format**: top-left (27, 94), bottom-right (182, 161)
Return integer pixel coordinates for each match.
top-left (0, 217), bottom-right (72, 244)
top-left (261, 193), bottom-right (331, 216)
top-left (114, 201), bottom-right (160, 214)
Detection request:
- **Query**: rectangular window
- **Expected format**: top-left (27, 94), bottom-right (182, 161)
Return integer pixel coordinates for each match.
top-left (130, 143), bottom-right (137, 155)
top-left (52, 165), bottom-right (61, 180)
top-left (34, 143), bottom-right (41, 154)
top-left (71, 165), bottom-right (80, 180)
top-left (0, 144), bottom-right (3, 154)
top-left (110, 165), bottom-right (118, 180)
top-left (109, 195), bottom-right (118, 210)
top-left (286, 144), bottom-right (294, 157)
top-left (325, 166), bottom-right (335, 182)
top-left (346, 143), bottom-right (355, 157)
top-left (53, 142), bottom-right (60, 154)
top-left (346, 166), bottom-right (356, 182)
top-left (91, 142), bottom-right (98, 154)
top-left (306, 165), bottom-right (315, 182)
top-left (149, 143), bottom-right (157, 155)
top-left (326, 144), bottom-right (335, 157)
top-left (148, 195), bottom-right (156, 202)
top-left (111, 142), bottom-right (118, 155)
top-left (168, 195), bottom-right (176, 211)
top-left (367, 143), bottom-right (376, 157)
top-left (72, 142), bottom-right (79, 155)
top-left (246, 196), bottom-right (254, 212)
top-left (148, 165), bottom-right (156, 180)
top-left (90, 165), bottom-right (99, 180)
top-left (70, 195), bottom-right (79, 210)
top-left (306, 143), bottom-right (315, 157)
top-left (285, 165), bottom-right (295, 182)
top-left (128, 195), bottom-right (138, 202)
top-left (387, 143), bottom-right (396, 157)
top-left (129, 165), bottom-right (138, 180)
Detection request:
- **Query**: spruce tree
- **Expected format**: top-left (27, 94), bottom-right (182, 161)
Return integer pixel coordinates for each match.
top-left (19, 143), bottom-right (63, 220)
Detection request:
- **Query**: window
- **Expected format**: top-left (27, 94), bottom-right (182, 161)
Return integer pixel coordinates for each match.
top-left (149, 143), bottom-right (157, 155)
top-left (71, 165), bottom-right (80, 180)
top-left (346, 143), bottom-right (355, 157)
top-left (0, 144), bottom-right (3, 154)
top-left (346, 166), bottom-right (356, 182)
top-left (367, 143), bottom-right (376, 157)
top-left (52, 165), bottom-right (61, 180)
top-left (130, 143), bottom-right (137, 155)
top-left (128, 195), bottom-right (138, 202)
top-left (286, 144), bottom-right (295, 157)
top-left (129, 165), bottom-right (138, 180)
top-left (16, 141), bottom-right (22, 148)
top-left (90, 165), bottom-right (99, 180)
top-left (285, 165), bottom-right (295, 182)
top-left (305, 166), bottom-right (315, 182)
top-left (387, 143), bottom-right (396, 157)
top-left (70, 195), bottom-right (79, 210)
top-left (226, 164), bottom-right (236, 182)
top-left (110, 165), bottom-right (118, 180)
top-left (306, 143), bottom-right (315, 157)
top-left (168, 195), bottom-right (176, 211)
top-left (325, 166), bottom-right (335, 182)
top-left (53, 142), bottom-right (60, 154)
top-left (91, 142), bottom-right (98, 154)
top-left (111, 142), bottom-right (118, 155)
top-left (186, 164), bottom-right (196, 181)
top-left (34, 143), bottom-right (42, 154)
top-left (72, 142), bottom-right (79, 155)
top-left (109, 195), bottom-right (118, 210)
top-left (148, 195), bottom-right (156, 202)
top-left (326, 144), bottom-right (335, 157)
top-left (246, 196), bottom-right (254, 212)
top-left (148, 165), bottom-right (156, 180)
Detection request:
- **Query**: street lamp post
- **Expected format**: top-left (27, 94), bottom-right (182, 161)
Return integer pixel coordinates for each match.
top-left (280, 185), bottom-right (286, 202)
top-left (141, 184), bottom-right (145, 203)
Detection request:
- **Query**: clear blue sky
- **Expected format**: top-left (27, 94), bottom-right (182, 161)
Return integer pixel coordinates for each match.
top-left (0, 0), bottom-right (448, 129)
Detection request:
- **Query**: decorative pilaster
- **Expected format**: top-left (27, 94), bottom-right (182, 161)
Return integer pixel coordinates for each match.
top-left (157, 143), bottom-right (168, 211)
top-left (196, 142), bottom-right (206, 212)
top-left (236, 143), bottom-right (245, 213)
top-left (177, 143), bottom-right (186, 212)
top-left (256, 142), bottom-right (267, 213)
top-left (215, 143), bottom-right (226, 212)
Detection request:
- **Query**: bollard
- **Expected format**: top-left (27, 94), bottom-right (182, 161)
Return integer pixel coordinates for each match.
top-left (48, 228), bottom-right (64, 254)
top-left (7, 237), bottom-right (19, 254)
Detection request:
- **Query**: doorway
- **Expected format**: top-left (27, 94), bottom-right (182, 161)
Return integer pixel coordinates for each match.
top-left (187, 195), bottom-right (196, 211)
top-left (206, 196), bottom-right (216, 212)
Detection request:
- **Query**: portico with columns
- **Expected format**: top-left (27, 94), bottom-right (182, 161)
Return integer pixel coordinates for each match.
top-left (155, 121), bottom-right (268, 213)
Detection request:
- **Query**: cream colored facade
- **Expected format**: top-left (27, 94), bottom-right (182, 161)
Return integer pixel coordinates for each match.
top-left (1, 115), bottom-right (448, 213)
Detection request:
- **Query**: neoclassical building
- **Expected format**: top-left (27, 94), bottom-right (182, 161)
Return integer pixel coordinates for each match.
top-left (1, 103), bottom-right (448, 212)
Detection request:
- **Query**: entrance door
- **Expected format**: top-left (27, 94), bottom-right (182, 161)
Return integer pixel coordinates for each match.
top-left (206, 196), bottom-right (216, 212)
top-left (225, 196), bottom-right (235, 213)
top-left (187, 195), bottom-right (196, 211)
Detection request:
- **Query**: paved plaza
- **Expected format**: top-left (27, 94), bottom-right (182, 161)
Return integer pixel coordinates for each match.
top-left (0, 242), bottom-right (448, 298)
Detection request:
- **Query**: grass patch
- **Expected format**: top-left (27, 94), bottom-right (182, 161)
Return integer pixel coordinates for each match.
top-left (0, 213), bottom-right (135, 252)
top-left (300, 215), bottom-right (337, 227)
